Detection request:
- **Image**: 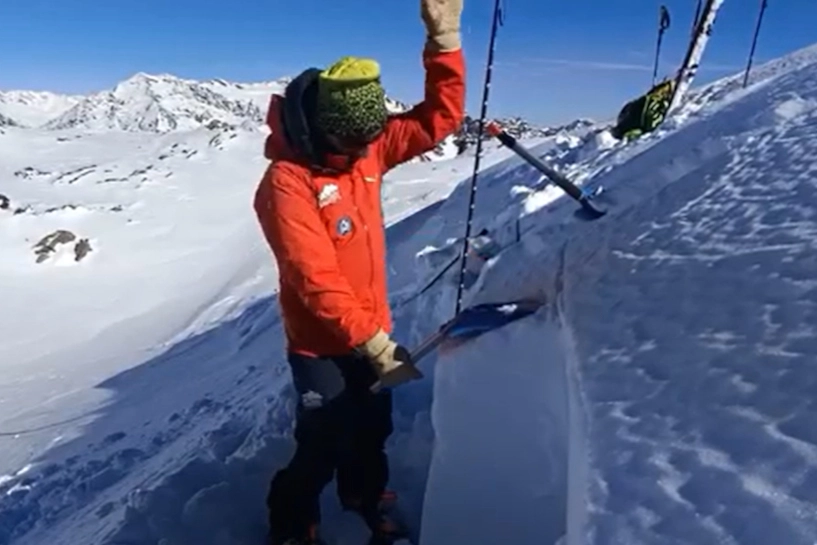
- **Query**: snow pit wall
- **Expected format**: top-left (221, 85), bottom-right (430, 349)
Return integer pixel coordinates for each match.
top-left (418, 306), bottom-right (582, 545)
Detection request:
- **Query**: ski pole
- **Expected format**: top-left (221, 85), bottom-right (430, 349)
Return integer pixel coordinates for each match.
top-left (652, 5), bottom-right (671, 86)
top-left (742, 0), bottom-right (768, 88)
top-left (454, 0), bottom-right (504, 317)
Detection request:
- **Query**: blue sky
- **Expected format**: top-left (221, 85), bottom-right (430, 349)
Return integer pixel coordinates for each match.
top-left (2, 0), bottom-right (815, 125)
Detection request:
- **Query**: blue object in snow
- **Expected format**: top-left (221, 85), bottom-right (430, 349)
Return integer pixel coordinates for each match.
top-left (446, 300), bottom-right (541, 339)
top-left (411, 299), bottom-right (543, 363)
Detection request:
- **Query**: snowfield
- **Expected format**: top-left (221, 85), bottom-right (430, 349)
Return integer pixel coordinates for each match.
top-left (2, 42), bottom-right (817, 545)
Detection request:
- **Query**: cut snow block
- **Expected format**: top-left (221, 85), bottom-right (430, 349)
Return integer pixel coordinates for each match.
top-left (411, 299), bottom-right (543, 364)
top-left (419, 312), bottom-right (568, 545)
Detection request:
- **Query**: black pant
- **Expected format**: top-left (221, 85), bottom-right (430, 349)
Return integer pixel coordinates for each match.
top-left (267, 352), bottom-right (394, 542)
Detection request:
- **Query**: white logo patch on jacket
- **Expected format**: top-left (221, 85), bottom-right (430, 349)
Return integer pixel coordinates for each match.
top-left (317, 184), bottom-right (340, 208)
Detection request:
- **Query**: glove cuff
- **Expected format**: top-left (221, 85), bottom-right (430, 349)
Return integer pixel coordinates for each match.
top-left (356, 328), bottom-right (393, 359)
top-left (426, 30), bottom-right (461, 52)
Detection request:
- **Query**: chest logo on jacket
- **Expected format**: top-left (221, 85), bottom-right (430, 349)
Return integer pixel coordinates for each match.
top-left (336, 216), bottom-right (353, 237)
top-left (317, 183), bottom-right (340, 208)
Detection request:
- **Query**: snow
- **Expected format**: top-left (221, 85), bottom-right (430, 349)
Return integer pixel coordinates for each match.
top-left (417, 42), bottom-right (817, 545)
top-left (0, 91), bottom-right (80, 128)
top-left (40, 73), bottom-right (281, 133)
top-left (419, 316), bottom-right (569, 545)
top-left (2, 41), bottom-right (817, 545)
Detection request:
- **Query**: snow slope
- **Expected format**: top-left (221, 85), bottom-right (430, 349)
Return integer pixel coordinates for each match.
top-left (0, 112), bottom-right (526, 544)
top-left (2, 41), bottom-right (817, 545)
top-left (417, 43), bottom-right (817, 545)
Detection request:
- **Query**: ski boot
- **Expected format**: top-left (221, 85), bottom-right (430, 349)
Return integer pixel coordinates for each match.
top-left (341, 490), bottom-right (410, 544)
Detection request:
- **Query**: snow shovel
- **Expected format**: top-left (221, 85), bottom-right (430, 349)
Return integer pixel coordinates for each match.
top-left (412, 299), bottom-right (543, 364)
top-left (370, 299), bottom-right (542, 392)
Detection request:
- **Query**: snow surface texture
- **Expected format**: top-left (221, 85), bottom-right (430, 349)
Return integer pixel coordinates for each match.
top-left (2, 42), bottom-right (817, 545)
top-left (417, 43), bottom-right (817, 545)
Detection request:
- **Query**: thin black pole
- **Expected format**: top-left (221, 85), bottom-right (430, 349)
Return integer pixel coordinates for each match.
top-left (454, 0), bottom-right (504, 317)
top-left (652, 6), bottom-right (670, 86)
top-left (690, 0), bottom-right (703, 38)
top-left (742, 0), bottom-right (768, 88)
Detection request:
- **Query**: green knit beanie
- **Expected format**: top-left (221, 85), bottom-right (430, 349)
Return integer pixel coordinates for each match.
top-left (315, 56), bottom-right (388, 141)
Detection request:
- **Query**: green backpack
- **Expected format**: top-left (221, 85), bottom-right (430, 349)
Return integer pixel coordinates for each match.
top-left (611, 79), bottom-right (675, 140)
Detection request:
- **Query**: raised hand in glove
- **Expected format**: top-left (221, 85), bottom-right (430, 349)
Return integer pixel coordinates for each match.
top-left (421, 0), bottom-right (463, 52)
top-left (356, 329), bottom-right (423, 393)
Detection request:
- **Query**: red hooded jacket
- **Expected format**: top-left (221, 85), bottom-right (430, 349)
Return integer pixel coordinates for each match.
top-left (254, 47), bottom-right (465, 357)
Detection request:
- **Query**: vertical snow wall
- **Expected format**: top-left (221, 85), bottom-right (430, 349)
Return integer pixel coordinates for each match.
top-left (417, 303), bottom-right (580, 545)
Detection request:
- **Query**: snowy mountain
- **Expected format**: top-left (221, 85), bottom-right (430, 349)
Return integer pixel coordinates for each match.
top-left (455, 115), bottom-right (596, 150)
top-left (0, 72), bottom-right (546, 161)
top-left (0, 73), bottom-right (438, 134)
top-left (2, 40), bottom-right (817, 545)
top-left (39, 73), bottom-right (279, 132)
top-left (0, 90), bottom-right (80, 128)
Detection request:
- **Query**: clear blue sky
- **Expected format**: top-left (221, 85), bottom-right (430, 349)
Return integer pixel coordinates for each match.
top-left (2, 0), bottom-right (815, 125)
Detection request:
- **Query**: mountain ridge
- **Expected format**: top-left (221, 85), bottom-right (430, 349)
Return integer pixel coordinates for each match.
top-left (0, 71), bottom-right (590, 163)
top-left (0, 71), bottom-right (571, 143)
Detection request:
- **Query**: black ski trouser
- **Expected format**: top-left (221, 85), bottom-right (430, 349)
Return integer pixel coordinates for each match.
top-left (266, 352), bottom-right (394, 542)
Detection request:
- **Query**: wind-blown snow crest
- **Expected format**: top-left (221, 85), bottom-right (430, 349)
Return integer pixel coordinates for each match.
top-left (2, 41), bottom-right (817, 545)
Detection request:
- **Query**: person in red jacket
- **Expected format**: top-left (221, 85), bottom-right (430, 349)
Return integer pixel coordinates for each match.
top-left (253, 1), bottom-right (465, 544)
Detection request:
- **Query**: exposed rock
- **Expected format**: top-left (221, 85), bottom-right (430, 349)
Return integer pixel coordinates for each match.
top-left (14, 167), bottom-right (51, 179)
top-left (0, 113), bottom-right (18, 127)
top-left (33, 229), bottom-right (76, 263)
top-left (453, 115), bottom-right (596, 154)
top-left (205, 119), bottom-right (235, 131)
top-left (43, 204), bottom-right (81, 214)
top-left (0, 194), bottom-right (9, 210)
top-left (74, 238), bottom-right (93, 262)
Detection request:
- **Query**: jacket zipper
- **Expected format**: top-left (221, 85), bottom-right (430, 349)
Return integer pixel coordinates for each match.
top-left (351, 170), bottom-right (376, 310)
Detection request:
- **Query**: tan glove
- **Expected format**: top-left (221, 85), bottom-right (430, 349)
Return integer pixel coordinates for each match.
top-left (357, 329), bottom-right (423, 392)
top-left (421, 0), bottom-right (463, 52)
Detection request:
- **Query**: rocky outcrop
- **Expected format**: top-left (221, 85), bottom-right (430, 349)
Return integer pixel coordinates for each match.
top-left (33, 230), bottom-right (93, 264)
top-left (453, 115), bottom-right (596, 153)
top-left (74, 238), bottom-right (93, 262)
top-left (0, 113), bottom-right (18, 127)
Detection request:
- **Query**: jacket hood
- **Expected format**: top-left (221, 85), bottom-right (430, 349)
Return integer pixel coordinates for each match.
top-left (264, 68), bottom-right (320, 164)
top-left (264, 68), bottom-right (360, 173)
